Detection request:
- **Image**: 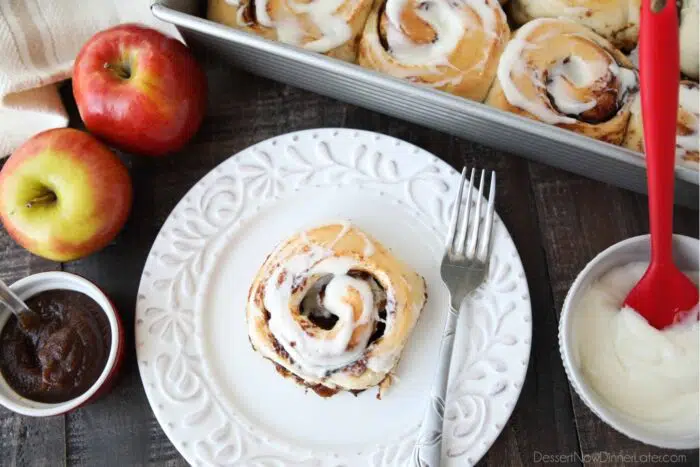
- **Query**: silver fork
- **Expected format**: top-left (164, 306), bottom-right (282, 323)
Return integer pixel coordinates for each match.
top-left (412, 167), bottom-right (496, 467)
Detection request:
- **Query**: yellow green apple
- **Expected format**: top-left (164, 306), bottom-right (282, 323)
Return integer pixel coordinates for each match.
top-left (0, 128), bottom-right (132, 261)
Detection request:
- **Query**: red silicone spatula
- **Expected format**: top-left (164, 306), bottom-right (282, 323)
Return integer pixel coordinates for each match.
top-left (623, 0), bottom-right (699, 329)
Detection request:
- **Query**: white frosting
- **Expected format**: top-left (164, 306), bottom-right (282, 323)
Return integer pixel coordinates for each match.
top-left (496, 18), bottom-right (637, 124)
top-left (608, 61), bottom-right (638, 99)
top-left (257, 224), bottom-right (395, 380)
top-left (545, 56), bottom-right (599, 115)
top-left (677, 83), bottom-right (699, 155)
top-left (357, 230), bottom-right (376, 257)
top-left (233, 0), bottom-right (353, 52)
top-left (680, 0), bottom-right (699, 79)
top-left (573, 262), bottom-right (699, 437)
top-left (286, 0), bottom-right (352, 52)
top-left (255, 0), bottom-right (274, 26)
top-left (383, 0), bottom-right (498, 67)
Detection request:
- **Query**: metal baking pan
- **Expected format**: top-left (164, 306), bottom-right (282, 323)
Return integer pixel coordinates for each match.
top-left (152, 0), bottom-right (699, 208)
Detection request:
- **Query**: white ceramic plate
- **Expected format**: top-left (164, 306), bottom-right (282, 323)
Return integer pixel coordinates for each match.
top-left (135, 129), bottom-right (532, 467)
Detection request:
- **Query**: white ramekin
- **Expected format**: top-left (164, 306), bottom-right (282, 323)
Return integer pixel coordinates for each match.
top-left (559, 234), bottom-right (700, 449)
top-left (0, 271), bottom-right (125, 417)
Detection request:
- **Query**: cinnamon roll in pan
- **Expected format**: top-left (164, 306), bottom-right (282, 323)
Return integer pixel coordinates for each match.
top-left (207, 0), bottom-right (374, 61)
top-left (485, 18), bottom-right (638, 145)
top-left (357, 0), bottom-right (510, 101)
top-left (246, 223), bottom-right (427, 397)
top-left (623, 81), bottom-right (699, 171)
top-left (509, 0), bottom-right (640, 51)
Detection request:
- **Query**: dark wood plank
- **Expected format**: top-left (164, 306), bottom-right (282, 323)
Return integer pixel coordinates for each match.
top-left (0, 169), bottom-right (66, 467)
top-left (343, 107), bottom-right (583, 466)
top-left (529, 162), bottom-right (699, 467)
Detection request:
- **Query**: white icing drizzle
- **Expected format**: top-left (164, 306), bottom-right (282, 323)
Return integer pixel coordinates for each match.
top-left (383, 0), bottom-right (498, 67)
top-left (233, 0), bottom-right (353, 52)
top-left (259, 225), bottom-right (393, 380)
top-left (385, 0), bottom-right (465, 66)
top-left (497, 18), bottom-right (638, 124)
top-left (287, 0), bottom-right (353, 52)
top-left (545, 56), bottom-right (599, 115)
top-left (253, 0), bottom-right (273, 26)
top-left (357, 231), bottom-right (376, 257)
top-left (236, 5), bottom-right (253, 26)
top-left (677, 83), bottom-right (699, 155)
top-left (608, 62), bottom-right (638, 100)
top-left (328, 220), bottom-right (351, 248)
top-left (275, 19), bottom-right (307, 45)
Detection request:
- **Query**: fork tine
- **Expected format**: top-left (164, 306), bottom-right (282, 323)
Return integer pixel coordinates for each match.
top-left (466, 170), bottom-right (486, 258)
top-left (477, 171), bottom-right (496, 261)
top-left (445, 167), bottom-right (467, 251)
top-left (454, 168), bottom-right (475, 256)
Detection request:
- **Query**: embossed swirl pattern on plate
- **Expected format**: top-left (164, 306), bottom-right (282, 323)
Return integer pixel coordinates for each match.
top-left (135, 129), bottom-right (532, 467)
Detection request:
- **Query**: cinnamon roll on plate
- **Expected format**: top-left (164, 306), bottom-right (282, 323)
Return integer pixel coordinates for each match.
top-left (207, 0), bottom-right (374, 61)
top-left (246, 222), bottom-right (427, 397)
top-left (485, 18), bottom-right (638, 145)
top-left (358, 0), bottom-right (510, 101)
top-left (509, 0), bottom-right (641, 51)
top-left (623, 81), bottom-right (699, 170)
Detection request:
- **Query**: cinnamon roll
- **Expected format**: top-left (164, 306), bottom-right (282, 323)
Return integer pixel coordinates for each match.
top-left (207, 0), bottom-right (374, 62)
top-left (246, 223), bottom-right (427, 397)
top-left (509, 0), bottom-right (641, 51)
top-left (357, 0), bottom-right (510, 101)
top-left (623, 81), bottom-right (699, 170)
top-left (485, 18), bottom-right (639, 145)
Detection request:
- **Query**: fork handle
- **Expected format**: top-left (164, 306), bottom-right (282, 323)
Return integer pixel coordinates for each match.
top-left (412, 306), bottom-right (460, 467)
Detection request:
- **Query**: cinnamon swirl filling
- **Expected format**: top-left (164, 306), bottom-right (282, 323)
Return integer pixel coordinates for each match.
top-left (543, 54), bottom-right (635, 124)
top-left (298, 270), bottom-right (388, 340)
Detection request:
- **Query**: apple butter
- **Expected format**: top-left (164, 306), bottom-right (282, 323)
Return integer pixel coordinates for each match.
top-left (0, 290), bottom-right (111, 403)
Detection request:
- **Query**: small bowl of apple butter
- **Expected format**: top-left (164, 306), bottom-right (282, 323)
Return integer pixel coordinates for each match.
top-left (0, 271), bottom-right (124, 416)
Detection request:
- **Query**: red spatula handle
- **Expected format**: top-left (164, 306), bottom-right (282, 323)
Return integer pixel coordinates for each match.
top-left (639, 0), bottom-right (680, 265)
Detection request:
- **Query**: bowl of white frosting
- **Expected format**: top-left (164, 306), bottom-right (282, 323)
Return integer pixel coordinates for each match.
top-left (559, 234), bottom-right (699, 449)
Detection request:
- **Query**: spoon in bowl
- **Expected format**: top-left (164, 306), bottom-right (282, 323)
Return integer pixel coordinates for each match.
top-left (0, 278), bottom-right (40, 332)
top-left (623, 0), bottom-right (699, 329)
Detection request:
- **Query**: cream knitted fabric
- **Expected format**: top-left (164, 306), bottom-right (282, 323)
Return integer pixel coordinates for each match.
top-left (0, 0), bottom-right (180, 157)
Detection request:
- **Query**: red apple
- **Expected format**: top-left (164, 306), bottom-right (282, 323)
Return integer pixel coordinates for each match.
top-left (72, 24), bottom-right (207, 157)
top-left (0, 129), bottom-right (132, 261)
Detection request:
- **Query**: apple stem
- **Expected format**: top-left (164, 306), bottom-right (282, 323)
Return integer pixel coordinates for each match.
top-left (103, 62), bottom-right (131, 80)
top-left (26, 192), bottom-right (57, 208)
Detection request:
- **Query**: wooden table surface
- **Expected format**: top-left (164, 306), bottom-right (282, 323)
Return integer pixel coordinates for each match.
top-left (1, 49), bottom-right (698, 467)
